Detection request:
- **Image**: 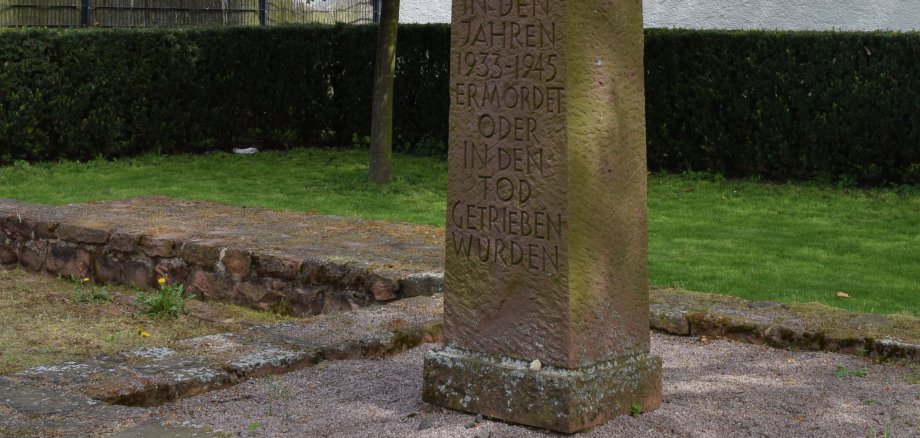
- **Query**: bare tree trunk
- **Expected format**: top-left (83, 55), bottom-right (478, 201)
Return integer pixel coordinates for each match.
top-left (369, 0), bottom-right (400, 184)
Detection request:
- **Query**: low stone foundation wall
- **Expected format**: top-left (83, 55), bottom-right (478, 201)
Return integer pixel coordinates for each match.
top-left (0, 201), bottom-right (443, 316)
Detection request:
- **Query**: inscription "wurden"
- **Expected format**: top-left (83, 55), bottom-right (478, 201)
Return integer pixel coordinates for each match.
top-left (451, 232), bottom-right (560, 273)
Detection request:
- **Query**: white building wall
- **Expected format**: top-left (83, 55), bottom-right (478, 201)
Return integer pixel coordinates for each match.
top-left (644, 0), bottom-right (920, 31)
top-left (399, 0), bottom-right (920, 31)
top-left (399, 0), bottom-right (451, 24)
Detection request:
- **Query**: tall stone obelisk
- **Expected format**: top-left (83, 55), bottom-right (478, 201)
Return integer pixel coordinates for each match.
top-left (423, 0), bottom-right (662, 433)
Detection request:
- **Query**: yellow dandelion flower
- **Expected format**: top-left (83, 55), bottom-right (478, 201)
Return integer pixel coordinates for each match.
top-left (138, 327), bottom-right (150, 337)
top-left (158, 277), bottom-right (167, 285)
top-left (82, 277), bottom-right (90, 283)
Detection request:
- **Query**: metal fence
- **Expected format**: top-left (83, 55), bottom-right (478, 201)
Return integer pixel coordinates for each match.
top-left (0, 0), bottom-right (379, 27)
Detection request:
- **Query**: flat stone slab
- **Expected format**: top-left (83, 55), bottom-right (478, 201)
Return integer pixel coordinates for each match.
top-left (109, 419), bottom-right (223, 438)
top-left (0, 377), bottom-right (152, 437)
top-left (649, 289), bottom-right (920, 363)
top-left (12, 296), bottom-right (443, 408)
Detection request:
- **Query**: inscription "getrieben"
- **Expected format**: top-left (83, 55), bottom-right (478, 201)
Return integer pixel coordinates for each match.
top-left (451, 202), bottom-right (562, 241)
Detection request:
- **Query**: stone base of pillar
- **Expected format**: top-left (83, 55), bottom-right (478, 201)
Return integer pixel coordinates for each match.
top-left (422, 347), bottom-right (663, 434)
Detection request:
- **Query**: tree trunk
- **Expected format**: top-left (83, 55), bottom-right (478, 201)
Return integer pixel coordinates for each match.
top-left (369, 0), bottom-right (400, 184)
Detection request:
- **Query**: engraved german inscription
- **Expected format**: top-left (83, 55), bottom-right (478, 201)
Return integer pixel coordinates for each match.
top-left (447, 0), bottom-right (564, 275)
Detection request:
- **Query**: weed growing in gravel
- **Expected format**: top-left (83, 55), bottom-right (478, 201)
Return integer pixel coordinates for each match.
top-left (630, 403), bottom-right (642, 417)
top-left (265, 376), bottom-right (293, 420)
top-left (136, 278), bottom-right (192, 318)
top-left (246, 422), bottom-right (260, 431)
top-left (835, 366), bottom-right (869, 378)
top-left (868, 417), bottom-right (893, 438)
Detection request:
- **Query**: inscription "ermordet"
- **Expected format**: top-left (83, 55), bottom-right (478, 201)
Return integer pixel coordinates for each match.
top-left (455, 83), bottom-right (563, 112)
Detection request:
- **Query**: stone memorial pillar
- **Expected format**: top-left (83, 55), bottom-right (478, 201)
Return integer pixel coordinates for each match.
top-left (422, 0), bottom-right (662, 433)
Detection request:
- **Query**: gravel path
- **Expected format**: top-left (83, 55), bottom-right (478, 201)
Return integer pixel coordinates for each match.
top-left (159, 333), bottom-right (919, 437)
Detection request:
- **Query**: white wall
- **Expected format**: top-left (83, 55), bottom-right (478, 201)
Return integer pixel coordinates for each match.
top-left (399, 0), bottom-right (451, 24)
top-left (645, 0), bottom-right (920, 31)
top-left (399, 0), bottom-right (920, 31)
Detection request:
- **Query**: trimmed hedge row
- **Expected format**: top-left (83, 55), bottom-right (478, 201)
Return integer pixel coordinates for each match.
top-left (0, 24), bottom-right (449, 162)
top-left (0, 25), bottom-right (917, 184)
top-left (645, 29), bottom-right (920, 185)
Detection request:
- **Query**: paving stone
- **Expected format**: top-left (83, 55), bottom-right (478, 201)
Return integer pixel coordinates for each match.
top-left (176, 333), bottom-right (241, 353)
top-left (0, 376), bottom-right (150, 437)
top-left (649, 303), bottom-right (690, 336)
top-left (15, 359), bottom-right (119, 387)
top-left (109, 231), bottom-right (139, 253)
top-left (56, 219), bottom-right (113, 244)
top-left (139, 233), bottom-right (184, 258)
top-left (226, 348), bottom-right (318, 377)
top-left (45, 242), bottom-right (93, 278)
top-left (367, 273), bottom-right (399, 301)
top-left (870, 338), bottom-right (920, 362)
top-left (0, 376), bottom-right (105, 416)
top-left (221, 247), bottom-right (251, 280)
top-left (0, 214), bottom-right (31, 240)
top-left (155, 258), bottom-right (190, 285)
top-left (17, 241), bottom-right (46, 271)
top-left (189, 270), bottom-right (229, 301)
top-left (95, 253), bottom-right (126, 284)
top-left (398, 272), bottom-right (444, 298)
top-left (31, 220), bottom-right (59, 240)
top-left (181, 239), bottom-right (225, 268)
top-left (109, 419), bottom-right (224, 438)
top-left (0, 242), bottom-right (17, 264)
top-left (253, 252), bottom-right (302, 280)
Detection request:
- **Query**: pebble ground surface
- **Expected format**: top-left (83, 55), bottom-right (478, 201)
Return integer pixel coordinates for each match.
top-left (159, 333), bottom-right (919, 438)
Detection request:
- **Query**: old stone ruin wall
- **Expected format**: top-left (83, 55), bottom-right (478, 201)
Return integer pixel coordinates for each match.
top-left (0, 216), bottom-right (440, 316)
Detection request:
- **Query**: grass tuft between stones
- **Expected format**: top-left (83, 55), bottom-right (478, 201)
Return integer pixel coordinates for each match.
top-left (135, 281), bottom-right (192, 319)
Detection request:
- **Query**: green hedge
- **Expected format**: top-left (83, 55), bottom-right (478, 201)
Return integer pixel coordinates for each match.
top-left (645, 29), bottom-right (920, 185)
top-left (0, 25), bottom-right (918, 185)
top-left (0, 24), bottom-right (449, 162)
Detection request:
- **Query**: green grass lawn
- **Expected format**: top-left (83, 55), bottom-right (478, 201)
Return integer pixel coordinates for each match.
top-left (0, 149), bottom-right (917, 317)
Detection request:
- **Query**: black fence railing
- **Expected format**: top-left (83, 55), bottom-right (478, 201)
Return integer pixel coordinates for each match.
top-left (0, 0), bottom-right (378, 27)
